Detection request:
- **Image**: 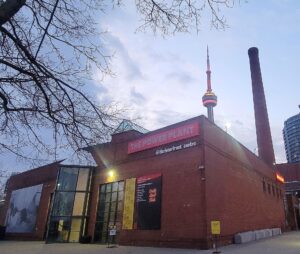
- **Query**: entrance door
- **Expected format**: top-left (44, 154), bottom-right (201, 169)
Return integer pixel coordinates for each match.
top-left (94, 181), bottom-right (124, 243)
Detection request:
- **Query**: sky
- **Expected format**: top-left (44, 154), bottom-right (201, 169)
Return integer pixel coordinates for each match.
top-left (1, 0), bottom-right (300, 174)
top-left (94, 0), bottom-right (300, 164)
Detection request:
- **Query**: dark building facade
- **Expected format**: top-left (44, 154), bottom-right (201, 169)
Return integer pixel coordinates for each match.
top-left (283, 109), bottom-right (300, 163)
top-left (276, 162), bottom-right (300, 230)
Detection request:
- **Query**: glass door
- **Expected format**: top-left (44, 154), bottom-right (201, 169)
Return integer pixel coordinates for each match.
top-left (46, 166), bottom-right (92, 243)
top-left (94, 181), bottom-right (124, 243)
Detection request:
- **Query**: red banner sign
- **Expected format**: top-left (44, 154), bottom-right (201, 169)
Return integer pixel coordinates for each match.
top-left (128, 122), bottom-right (199, 154)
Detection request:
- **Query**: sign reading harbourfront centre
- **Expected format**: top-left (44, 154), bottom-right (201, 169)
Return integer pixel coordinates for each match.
top-left (128, 122), bottom-right (200, 154)
top-left (155, 141), bottom-right (197, 155)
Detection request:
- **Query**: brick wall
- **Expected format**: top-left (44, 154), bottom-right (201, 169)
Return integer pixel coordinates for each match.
top-left (87, 116), bottom-right (285, 249)
top-left (276, 163), bottom-right (300, 182)
top-left (203, 118), bottom-right (285, 244)
top-left (88, 117), bottom-right (209, 248)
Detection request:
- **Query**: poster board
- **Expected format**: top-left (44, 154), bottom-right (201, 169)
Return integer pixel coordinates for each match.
top-left (136, 173), bottom-right (162, 230)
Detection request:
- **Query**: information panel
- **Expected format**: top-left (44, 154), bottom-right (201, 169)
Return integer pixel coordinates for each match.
top-left (122, 178), bottom-right (136, 230)
top-left (211, 220), bottom-right (221, 235)
top-left (136, 173), bottom-right (162, 230)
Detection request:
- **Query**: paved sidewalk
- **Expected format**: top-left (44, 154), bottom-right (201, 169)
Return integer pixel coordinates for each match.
top-left (1, 231), bottom-right (299, 254)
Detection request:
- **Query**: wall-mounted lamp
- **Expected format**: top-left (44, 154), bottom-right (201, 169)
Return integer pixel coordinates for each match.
top-left (107, 169), bottom-right (117, 182)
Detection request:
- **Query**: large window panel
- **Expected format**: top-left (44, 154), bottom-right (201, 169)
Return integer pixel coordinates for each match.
top-left (52, 192), bottom-right (75, 216)
top-left (46, 166), bottom-right (93, 243)
top-left (76, 169), bottom-right (89, 191)
top-left (57, 168), bottom-right (78, 191)
top-left (72, 193), bottom-right (86, 216)
top-left (47, 217), bottom-right (71, 243)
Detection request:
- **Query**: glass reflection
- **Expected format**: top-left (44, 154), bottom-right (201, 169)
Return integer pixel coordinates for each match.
top-left (57, 168), bottom-right (78, 191)
top-left (52, 192), bottom-right (75, 216)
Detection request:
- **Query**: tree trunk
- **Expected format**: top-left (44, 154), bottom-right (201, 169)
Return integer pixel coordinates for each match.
top-left (0, 0), bottom-right (26, 26)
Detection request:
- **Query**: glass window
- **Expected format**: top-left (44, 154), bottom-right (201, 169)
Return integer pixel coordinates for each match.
top-left (46, 166), bottom-right (93, 243)
top-left (106, 184), bottom-right (112, 192)
top-left (110, 202), bottom-right (117, 212)
top-left (48, 217), bottom-right (71, 242)
top-left (52, 192), bottom-right (75, 216)
top-left (94, 181), bottom-right (124, 243)
top-left (117, 201), bottom-right (123, 212)
top-left (76, 169), bottom-right (89, 191)
top-left (118, 191), bottom-right (124, 201)
top-left (104, 204), bottom-right (110, 213)
top-left (104, 212), bottom-right (109, 221)
top-left (99, 192), bottom-right (105, 203)
top-left (57, 168), bottom-right (78, 191)
top-left (100, 185), bottom-right (106, 193)
top-left (118, 181), bottom-right (124, 191)
top-left (112, 182), bottom-right (119, 192)
top-left (109, 211), bottom-right (115, 222)
top-left (72, 193), bottom-right (86, 216)
top-left (111, 192), bottom-right (117, 202)
top-left (105, 193), bottom-right (111, 202)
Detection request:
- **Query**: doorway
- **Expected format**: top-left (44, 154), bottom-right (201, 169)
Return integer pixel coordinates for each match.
top-left (94, 181), bottom-right (124, 243)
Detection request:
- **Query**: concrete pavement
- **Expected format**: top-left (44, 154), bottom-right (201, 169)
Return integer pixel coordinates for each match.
top-left (1, 231), bottom-right (299, 254)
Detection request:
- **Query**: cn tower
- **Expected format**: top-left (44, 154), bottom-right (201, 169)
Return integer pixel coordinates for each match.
top-left (202, 47), bottom-right (217, 122)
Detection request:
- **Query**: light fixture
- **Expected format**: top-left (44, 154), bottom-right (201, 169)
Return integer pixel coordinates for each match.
top-left (108, 170), bottom-right (114, 178)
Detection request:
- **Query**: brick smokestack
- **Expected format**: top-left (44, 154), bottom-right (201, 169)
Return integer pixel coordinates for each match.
top-left (248, 47), bottom-right (275, 166)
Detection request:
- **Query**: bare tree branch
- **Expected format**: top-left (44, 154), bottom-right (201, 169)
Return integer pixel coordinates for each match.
top-left (0, 0), bottom-right (237, 167)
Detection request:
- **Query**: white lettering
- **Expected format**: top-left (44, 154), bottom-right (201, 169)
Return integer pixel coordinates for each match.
top-left (155, 141), bottom-right (196, 155)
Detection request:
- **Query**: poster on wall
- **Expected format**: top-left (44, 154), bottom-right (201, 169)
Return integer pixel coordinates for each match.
top-left (122, 178), bottom-right (136, 230)
top-left (5, 184), bottom-right (43, 233)
top-left (136, 173), bottom-right (162, 230)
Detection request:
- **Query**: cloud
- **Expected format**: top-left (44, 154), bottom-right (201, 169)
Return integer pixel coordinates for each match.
top-left (130, 86), bottom-right (147, 104)
top-left (165, 71), bottom-right (196, 85)
top-left (152, 109), bottom-right (193, 127)
top-left (105, 33), bottom-right (143, 81)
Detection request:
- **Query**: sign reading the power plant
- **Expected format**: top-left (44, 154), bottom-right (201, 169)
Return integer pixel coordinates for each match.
top-left (136, 173), bottom-right (162, 230)
top-left (211, 221), bottom-right (221, 235)
top-left (122, 178), bottom-right (136, 230)
top-left (128, 122), bottom-right (199, 154)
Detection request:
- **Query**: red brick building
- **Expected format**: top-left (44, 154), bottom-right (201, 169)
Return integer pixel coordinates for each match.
top-left (85, 115), bottom-right (285, 248)
top-left (0, 115), bottom-right (285, 248)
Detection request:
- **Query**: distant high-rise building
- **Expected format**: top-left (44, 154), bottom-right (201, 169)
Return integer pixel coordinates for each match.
top-left (283, 106), bottom-right (300, 163)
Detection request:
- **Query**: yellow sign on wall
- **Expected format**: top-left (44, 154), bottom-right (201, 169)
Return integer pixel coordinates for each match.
top-left (211, 220), bottom-right (221, 235)
top-left (122, 178), bottom-right (136, 229)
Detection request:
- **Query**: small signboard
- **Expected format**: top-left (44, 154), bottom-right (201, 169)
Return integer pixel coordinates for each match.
top-left (211, 220), bottom-right (221, 235)
top-left (109, 229), bottom-right (117, 236)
